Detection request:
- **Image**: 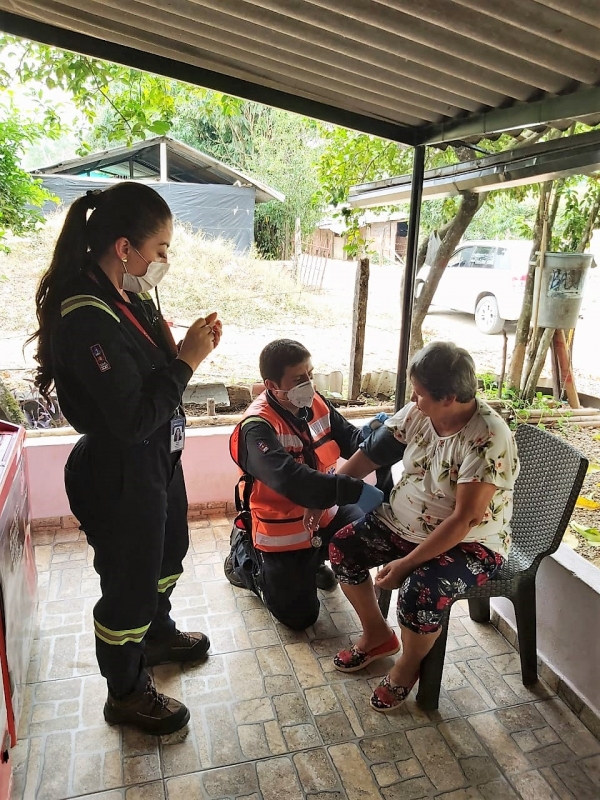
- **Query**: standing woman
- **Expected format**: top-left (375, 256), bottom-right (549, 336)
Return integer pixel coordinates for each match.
top-left (30, 182), bottom-right (222, 735)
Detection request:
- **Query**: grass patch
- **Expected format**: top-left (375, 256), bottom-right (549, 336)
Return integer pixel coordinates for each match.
top-left (0, 212), bottom-right (328, 335)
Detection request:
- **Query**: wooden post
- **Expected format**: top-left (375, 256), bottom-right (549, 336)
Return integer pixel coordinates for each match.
top-left (530, 217), bottom-right (548, 350)
top-left (552, 329), bottom-right (580, 408)
top-left (293, 217), bottom-right (302, 280)
top-left (348, 257), bottom-right (370, 400)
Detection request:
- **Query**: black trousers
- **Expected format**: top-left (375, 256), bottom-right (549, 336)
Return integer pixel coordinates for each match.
top-left (258, 504), bottom-right (363, 631)
top-left (65, 434), bottom-right (189, 697)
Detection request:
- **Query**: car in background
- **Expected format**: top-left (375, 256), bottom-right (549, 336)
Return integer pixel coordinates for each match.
top-left (415, 239), bottom-right (532, 334)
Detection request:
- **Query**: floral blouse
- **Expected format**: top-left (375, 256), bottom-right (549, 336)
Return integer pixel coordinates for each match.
top-left (376, 398), bottom-right (520, 557)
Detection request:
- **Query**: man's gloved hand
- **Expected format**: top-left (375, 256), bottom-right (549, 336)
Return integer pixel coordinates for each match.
top-left (362, 412), bottom-right (390, 439)
top-left (357, 483), bottom-right (384, 514)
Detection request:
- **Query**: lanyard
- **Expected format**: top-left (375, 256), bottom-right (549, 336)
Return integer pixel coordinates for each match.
top-left (88, 270), bottom-right (158, 347)
top-left (115, 300), bottom-right (158, 347)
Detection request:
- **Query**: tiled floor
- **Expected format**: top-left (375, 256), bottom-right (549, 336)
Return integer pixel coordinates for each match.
top-left (11, 516), bottom-right (600, 799)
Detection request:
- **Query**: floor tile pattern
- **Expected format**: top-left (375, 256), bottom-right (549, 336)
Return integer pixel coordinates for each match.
top-left (12, 517), bottom-right (600, 799)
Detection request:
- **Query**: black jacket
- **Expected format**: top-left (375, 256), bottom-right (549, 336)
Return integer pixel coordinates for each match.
top-left (237, 392), bottom-right (365, 509)
top-left (52, 264), bottom-right (192, 447)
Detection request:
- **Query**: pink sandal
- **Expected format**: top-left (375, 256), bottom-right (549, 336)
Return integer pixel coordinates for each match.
top-left (370, 673), bottom-right (416, 712)
top-left (333, 631), bottom-right (400, 673)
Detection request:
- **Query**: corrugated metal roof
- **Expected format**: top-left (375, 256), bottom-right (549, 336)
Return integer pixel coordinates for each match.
top-left (32, 137), bottom-right (285, 203)
top-left (0, 1), bottom-right (599, 145)
top-left (349, 128), bottom-right (600, 207)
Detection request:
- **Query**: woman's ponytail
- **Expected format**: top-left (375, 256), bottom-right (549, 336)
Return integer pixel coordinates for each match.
top-left (28, 193), bottom-right (96, 401)
top-left (29, 183), bottom-right (171, 403)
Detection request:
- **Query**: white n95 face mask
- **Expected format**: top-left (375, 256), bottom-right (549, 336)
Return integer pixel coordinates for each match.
top-left (122, 260), bottom-right (170, 293)
top-left (286, 381), bottom-right (315, 409)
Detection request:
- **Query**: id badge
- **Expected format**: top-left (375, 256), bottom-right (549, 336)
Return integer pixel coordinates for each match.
top-left (170, 415), bottom-right (185, 453)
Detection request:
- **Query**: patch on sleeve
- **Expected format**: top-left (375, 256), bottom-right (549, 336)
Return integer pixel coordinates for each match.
top-left (90, 343), bottom-right (111, 372)
top-left (256, 439), bottom-right (270, 453)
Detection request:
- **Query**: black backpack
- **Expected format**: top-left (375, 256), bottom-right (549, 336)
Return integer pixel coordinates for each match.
top-left (226, 474), bottom-right (262, 594)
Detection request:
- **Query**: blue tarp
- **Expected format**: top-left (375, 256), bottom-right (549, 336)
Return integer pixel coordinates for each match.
top-left (37, 175), bottom-right (256, 253)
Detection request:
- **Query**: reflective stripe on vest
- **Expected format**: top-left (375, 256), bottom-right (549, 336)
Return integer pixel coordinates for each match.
top-left (309, 412), bottom-right (330, 440)
top-left (61, 294), bottom-right (120, 323)
top-left (254, 529), bottom-right (310, 549)
top-left (229, 392), bottom-right (340, 552)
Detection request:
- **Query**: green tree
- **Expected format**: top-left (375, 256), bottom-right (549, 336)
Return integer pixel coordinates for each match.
top-left (0, 102), bottom-right (60, 248)
top-left (1, 35), bottom-right (174, 148)
top-left (171, 95), bottom-right (324, 258)
top-left (1, 36), bottom-right (323, 260)
top-left (0, 101), bottom-right (61, 423)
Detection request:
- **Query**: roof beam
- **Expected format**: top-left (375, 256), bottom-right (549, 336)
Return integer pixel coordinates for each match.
top-left (420, 86), bottom-right (600, 145)
top-left (349, 129), bottom-right (600, 208)
top-left (0, 9), bottom-right (419, 145)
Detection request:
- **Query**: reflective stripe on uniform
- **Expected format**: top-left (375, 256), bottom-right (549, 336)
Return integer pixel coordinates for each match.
top-left (139, 292), bottom-right (153, 301)
top-left (277, 433), bottom-right (303, 449)
top-left (241, 415), bottom-right (271, 429)
top-left (254, 530), bottom-right (311, 548)
top-left (61, 294), bottom-right (120, 323)
top-left (157, 572), bottom-right (182, 593)
top-left (309, 413), bottom-right (330, 439)
top-left (94, 618), bottom-right (151, 646)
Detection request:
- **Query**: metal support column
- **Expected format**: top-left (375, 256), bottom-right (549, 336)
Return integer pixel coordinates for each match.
top-left (395, 144), bottom-right (425, 410)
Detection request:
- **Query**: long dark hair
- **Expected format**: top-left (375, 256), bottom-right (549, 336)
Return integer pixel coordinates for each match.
top-left (30, 182), bottom-right (172, 401)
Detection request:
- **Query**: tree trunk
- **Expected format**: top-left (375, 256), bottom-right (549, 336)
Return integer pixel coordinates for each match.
top-left (416, 217), bottom-right (453, 271)
top-left (409, 191), bottom-right (486, 359)
top-left (507, 129), bottom-right (565, 392)
top-left (507, 180), bottom-right (553, 391)
top-left (0, 376), bottom-right (27, 425)
top-left (348, 257), bottom-right (370, 400)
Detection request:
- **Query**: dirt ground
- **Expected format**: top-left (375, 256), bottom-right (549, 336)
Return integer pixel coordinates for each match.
top-left (187, 257), bottom-right (600, 397)
top-left (555, 426), bottom-right (600, 569)
top-left (1, 255), bottom-right (598, 566)
top-left (2, 255), bottom-right (598, 394)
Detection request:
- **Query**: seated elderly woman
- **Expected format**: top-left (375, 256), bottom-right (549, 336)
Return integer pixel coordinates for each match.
top-left (328, 341), bottom-right (519, 712)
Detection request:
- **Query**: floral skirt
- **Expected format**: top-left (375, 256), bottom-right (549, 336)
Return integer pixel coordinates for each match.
top-left (329, 513), bottom-right (504, 634)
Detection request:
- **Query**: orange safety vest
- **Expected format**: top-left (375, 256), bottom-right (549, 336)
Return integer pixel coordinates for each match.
top-left (229, 392), bottom-right (341, 552)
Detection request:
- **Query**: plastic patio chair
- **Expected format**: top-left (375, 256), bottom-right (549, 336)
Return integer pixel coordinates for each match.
top-left (376, 423), bottom-right (588, 711)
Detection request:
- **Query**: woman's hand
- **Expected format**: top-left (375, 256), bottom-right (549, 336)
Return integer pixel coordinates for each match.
top-left (211, 317), bottom-right (222, 349)
top-left (374, 558), bottom-right (412, 590)
top-left (303, 507), bottom-right (325, 533)
top-left (177, 311), bottom-right (219, 372)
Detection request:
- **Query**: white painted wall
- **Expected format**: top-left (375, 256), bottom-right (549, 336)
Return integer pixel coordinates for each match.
top-left (25, 426), bottom-right (239, 519)
top-left (24, 419), bottom-right (375, 519)
top-left (492, 544), bottom-right (600, 719)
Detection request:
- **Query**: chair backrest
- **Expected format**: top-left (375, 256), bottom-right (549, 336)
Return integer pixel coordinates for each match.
top-left (509, 424), bottom-right (588, 572)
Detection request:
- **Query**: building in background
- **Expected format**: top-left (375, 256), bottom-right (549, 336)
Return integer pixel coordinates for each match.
top-left (310, 210), bottom-right (408, 264)
top-left (32, 136), bottom-right (284, 253)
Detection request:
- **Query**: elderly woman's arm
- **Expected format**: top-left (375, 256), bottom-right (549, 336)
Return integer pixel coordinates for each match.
top-left (375, 481), bottom-right (497, 589)
top-left (337, 424), bottom-right (407, 479)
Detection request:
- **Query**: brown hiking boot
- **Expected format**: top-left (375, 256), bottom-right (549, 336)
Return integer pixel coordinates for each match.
top-left (144, 629), bottom-right (210, 667)
top-left (104, 678), bottom-right (190, 735)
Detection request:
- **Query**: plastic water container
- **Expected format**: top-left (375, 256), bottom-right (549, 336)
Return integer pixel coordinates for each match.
top-left (537, 252), bottom-right (595, 329)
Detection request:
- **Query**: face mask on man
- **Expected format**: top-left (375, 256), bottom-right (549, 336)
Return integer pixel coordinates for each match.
top-left (277, 380), bottom-right (315, 409)
top-left (122, 248), bottom-right (170, 293)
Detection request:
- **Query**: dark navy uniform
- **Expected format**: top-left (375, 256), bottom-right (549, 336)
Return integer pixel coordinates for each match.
top-left (235, 395), bottom-right (367, 629)
top-left (53, 264), bottom-right (193, 698)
